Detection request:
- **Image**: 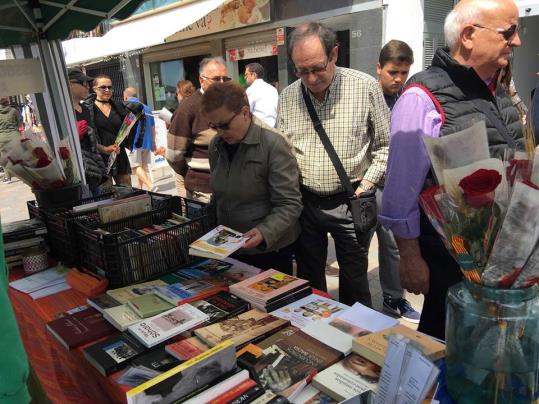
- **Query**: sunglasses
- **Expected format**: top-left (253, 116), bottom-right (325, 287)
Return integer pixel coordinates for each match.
top-left (473, 24), bottom-right (519, 41)
top-left (209, 110), bottom-right (241, 130)
top-left (96, 85), bottom-right (113, 91)
top-left (202, 75), bottom-right (232, 83)
top-left (294, 58), bottom-right (330, 78)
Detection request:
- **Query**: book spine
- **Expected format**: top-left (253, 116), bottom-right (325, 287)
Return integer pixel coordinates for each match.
top-left (227, 385), bottom-right (265, 404)
top-left (208, 378), bottom-right (257, 404)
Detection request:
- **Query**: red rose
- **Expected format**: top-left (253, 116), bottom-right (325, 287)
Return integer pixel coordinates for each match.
top-left (59, 146), bottom-right (70, 160)
top-left (458, 169), bottom-right (502, 208)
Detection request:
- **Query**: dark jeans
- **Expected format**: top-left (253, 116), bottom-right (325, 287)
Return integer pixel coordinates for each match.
top-left (233, 242), bottom-right (296, 275)
top-left (418, 234), bottom-right (463, 340)
top-left (296, 189), bottom-right (374, 306)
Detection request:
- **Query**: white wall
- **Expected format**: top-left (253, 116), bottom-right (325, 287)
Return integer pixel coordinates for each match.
top-left (382, 0), bottom-right (424, 76)
top-left (512, 14), bottom-right (539, 107)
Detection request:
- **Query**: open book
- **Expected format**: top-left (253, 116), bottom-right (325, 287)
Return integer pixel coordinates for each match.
top-left (189, 225), bottom-right (248, 259)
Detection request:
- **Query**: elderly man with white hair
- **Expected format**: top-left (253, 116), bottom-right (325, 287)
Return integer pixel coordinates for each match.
top-left (379, 0), bottom-right (524, 339)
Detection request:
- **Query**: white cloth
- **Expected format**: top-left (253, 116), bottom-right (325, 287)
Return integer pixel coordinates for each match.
top-left (245, 79), bottom-right (278, 127)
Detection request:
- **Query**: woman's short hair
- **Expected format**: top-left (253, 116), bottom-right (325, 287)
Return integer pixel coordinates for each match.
top-left (202, 81), bottom-right (249, 113)
top-left (176, 80), bottom-right (196, 98)
top-left (92, 74), bottom-right (112, 86)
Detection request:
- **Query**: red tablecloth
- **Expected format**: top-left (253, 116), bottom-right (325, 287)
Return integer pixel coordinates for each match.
top-left (8, 267), bottom-right (332, 404)
top-left (8, 268), bottom-right (125, 404)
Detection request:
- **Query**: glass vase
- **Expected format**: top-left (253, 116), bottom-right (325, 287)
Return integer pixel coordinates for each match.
top-left (445, 279), bottom-right (539, 403)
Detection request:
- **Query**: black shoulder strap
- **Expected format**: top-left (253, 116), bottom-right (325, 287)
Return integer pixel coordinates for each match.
top-left (300, 84), bottom-right (355, 197)
top-left (428, 66), bottom-right (517, 150)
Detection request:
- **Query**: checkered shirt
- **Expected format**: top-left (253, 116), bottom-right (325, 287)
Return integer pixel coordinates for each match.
top-left (277, 67), bottom-right (390, 196)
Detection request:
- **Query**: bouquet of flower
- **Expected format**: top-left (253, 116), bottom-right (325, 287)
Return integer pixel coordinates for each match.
top-left (0, 135), bottom-right (79, 190)
top-left (419, 121), bottom-right (539, 288)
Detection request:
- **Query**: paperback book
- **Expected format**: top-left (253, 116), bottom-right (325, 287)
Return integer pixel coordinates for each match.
top-left (126, 340), bottom-right (237, 404)
top-left (189, 225), bottom-right (248, 259)
top-left (229, 269), bottom-right (310, 306)
top-left (84, 332), bottom-right (148, 376)
top-left (46, 307), bottom-right (116, 350)
top-left (190, 291), bottom-right (250, 324)
top-left (174, 258), bottom-right (233, 280)
top-left (98, 193), bottom-right (152, 224)
top-left (128, 304), bottom-right (209, 348)
top-left (106, 280), bottom-right (167, 304)
top-left (131, 346), bottom-right (182, 373)
top-left (154, 279), bottom-right (226, 306)
top-left (194, 308), bottom-right (290, 349)
top-left (103, 304), bottom-right (143, 332)
top-left (127, 293), bottom-right (174, 318)
top-left (166, 336), bottom-right (211, 361)
top-left (87, 293), bottom-right (122, 313)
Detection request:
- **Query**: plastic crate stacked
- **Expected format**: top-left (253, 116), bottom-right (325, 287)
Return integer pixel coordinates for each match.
top-left (26, 190), bottom-right (127, 266)
top-left (75, 196), bottom-right (212, 288)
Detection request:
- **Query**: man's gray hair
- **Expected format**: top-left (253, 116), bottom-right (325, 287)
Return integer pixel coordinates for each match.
top-left (444, 0), bottom-right (500, 50)
top-left (245, 63), bottom-right (264, 79)
top-left (287, 22), bottom-right (337, 59)
top-left (199, 56), bottom-right (226, 74)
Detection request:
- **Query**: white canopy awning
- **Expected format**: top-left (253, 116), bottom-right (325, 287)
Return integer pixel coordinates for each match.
top-left (63, 0), bottom-right (225, 66)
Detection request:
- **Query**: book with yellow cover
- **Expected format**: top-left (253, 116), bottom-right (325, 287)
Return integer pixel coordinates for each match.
top-left (351, 324), bottom-right (446, 366)
top-left (126, 339), bottom-right (236, 404)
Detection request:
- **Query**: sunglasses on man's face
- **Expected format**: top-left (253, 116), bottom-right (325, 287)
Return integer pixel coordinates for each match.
top-left (96, 85), bottom-right (113, 91)
top-left (473, 24), bottom-right (519, 41)
top-left (209, 110), bottom-right (241, 130)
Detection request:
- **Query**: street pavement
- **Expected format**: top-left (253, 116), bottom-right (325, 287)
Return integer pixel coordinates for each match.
top-left (0, 165), bottom-right (423, 325)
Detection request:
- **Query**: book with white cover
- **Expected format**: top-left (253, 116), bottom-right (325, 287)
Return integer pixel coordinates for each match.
top-left (270, 294), bottom-right (349, 328)
top-left (302, 322), bottom-right (354, 355)
top-left (329, 302), bottom-right (399, 337)
top-left (128, 304), bottom-right (209, 348)
top-left (189, 225), bottom-right (248, 259)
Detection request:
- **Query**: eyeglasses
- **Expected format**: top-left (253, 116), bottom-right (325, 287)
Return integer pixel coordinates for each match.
top-left (202, 75), bottom-right (232, 83)
top-left (209, 110), bottom-right (241, 130)
top-left (294, 57), bottom-right (331, 77)
top-left (70, 80), bottom-right (89, 88)
top-left (473, 24), bottom-right (519, 41)
top-left (96, 85), bottom-right (113, 91)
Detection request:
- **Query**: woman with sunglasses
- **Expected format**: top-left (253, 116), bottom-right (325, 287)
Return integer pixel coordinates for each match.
top-left (202, 81), bottom-right (302, 274)
top-left (91, 75), bottom-right (132, 186)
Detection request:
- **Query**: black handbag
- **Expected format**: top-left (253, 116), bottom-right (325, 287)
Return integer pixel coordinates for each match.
top-left (300, 84), bottom-right (378, 233)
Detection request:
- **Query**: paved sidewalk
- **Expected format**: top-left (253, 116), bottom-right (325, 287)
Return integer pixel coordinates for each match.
top-left (0, 165), bottom-right (423, 325)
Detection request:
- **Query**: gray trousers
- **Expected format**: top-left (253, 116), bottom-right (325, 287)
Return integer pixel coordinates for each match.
top-left (376, 189), bottom-right (404, 300)
top-left (296, 189), bottom-right (374, 307)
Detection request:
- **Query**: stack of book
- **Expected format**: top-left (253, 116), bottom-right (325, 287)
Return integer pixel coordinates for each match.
top-left (229, 269), bottom-right (311, 312)
top-left (2, 218), bottom-right (47, 269)
top-left (97, 193), bottom-right (152, 224)
top-left (9, 265), bottom-right (70, 300)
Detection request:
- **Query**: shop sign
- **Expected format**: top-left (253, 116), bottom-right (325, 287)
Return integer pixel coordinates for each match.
top-left (166, 0), bottom-right (271, 42)
top-left (227, 43), bottom-right (277, 62)
top-left (276, 27), bottom-right (285, 46)
top-left (0, 59), bottom-right (45, 96)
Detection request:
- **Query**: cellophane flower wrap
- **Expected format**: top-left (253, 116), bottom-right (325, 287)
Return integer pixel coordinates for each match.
top-left (419, 121), bottom-right (539, 287)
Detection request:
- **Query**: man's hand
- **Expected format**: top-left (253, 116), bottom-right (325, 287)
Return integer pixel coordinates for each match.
top-left (395, 237), bottom-right (429, 294)
top-left (103, 144), bottom-right (120, 154)
top-left (354, 179), bottom-right (376, 197)
top-left (243, 228), bottom-right (264, 249)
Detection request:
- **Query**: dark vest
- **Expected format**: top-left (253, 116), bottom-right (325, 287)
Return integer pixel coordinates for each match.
top-left (406, 47), bottom-right (523, 159)
top-left (405, 48), bottom-right (523, 243)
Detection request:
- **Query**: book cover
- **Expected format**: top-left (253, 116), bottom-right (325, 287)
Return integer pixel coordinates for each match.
top-left (229, 269), bottom-right (309, 304)
top-left (207, 377), bottom-right (257, 404)
top-left (46, 307), bottom-right (116, 350)
top-left (166, 336), bottom-right (210, 361)
top-left (131, 346), bottom-right (182, 372)
top-left (189, 225), bottom-right (248, 259)
top-left (83, 332), bottom-right (148, 376)
top-left (126, 340), bottom-right (237, 404)
top-left (182, 369), bottom-right (251, 404)
top-left (175, 259), bottom-right (233, 280)
top-left (194, 309), bottom-right (290, 349)
top-left (328, 302), bottom-right (399, 338)
top-left (154, 279), bottom-right (226, 306)
top-left (103, 304), bottom-right (142, 331)
top-left (128, 304), bottom-right (209, 348)
top-left (270, 294), bottom-right (349, 328)
top-left (311, 354), bottom-right (380, 402)
top-left (106, 280), bottom-right (167, 304)
top-left (228, 384), bottom-right (265, 404)
top-left (87, 293), bottom-right (122, 313)
top-left (127, 293), bottom-right (174, 318)
top-left (352, 324), bottom-right (446, 367)
top-left (243, 326), bottom-right (342, 398)
top-left (190, 291), bottom-right (250, 324)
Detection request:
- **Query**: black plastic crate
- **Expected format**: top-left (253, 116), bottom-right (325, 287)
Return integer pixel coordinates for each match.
top-left (29, 188), bottom-right (178, 267)
top-left (75, 196), bottom-right (211, 287)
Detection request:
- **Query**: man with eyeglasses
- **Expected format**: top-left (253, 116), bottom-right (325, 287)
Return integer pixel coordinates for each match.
top-left (166, 56), bottom-right (230, 202)
top-left (379, 0), bottom-right (524, 340)
top-left (277, 22), bottom-right (390, 307)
